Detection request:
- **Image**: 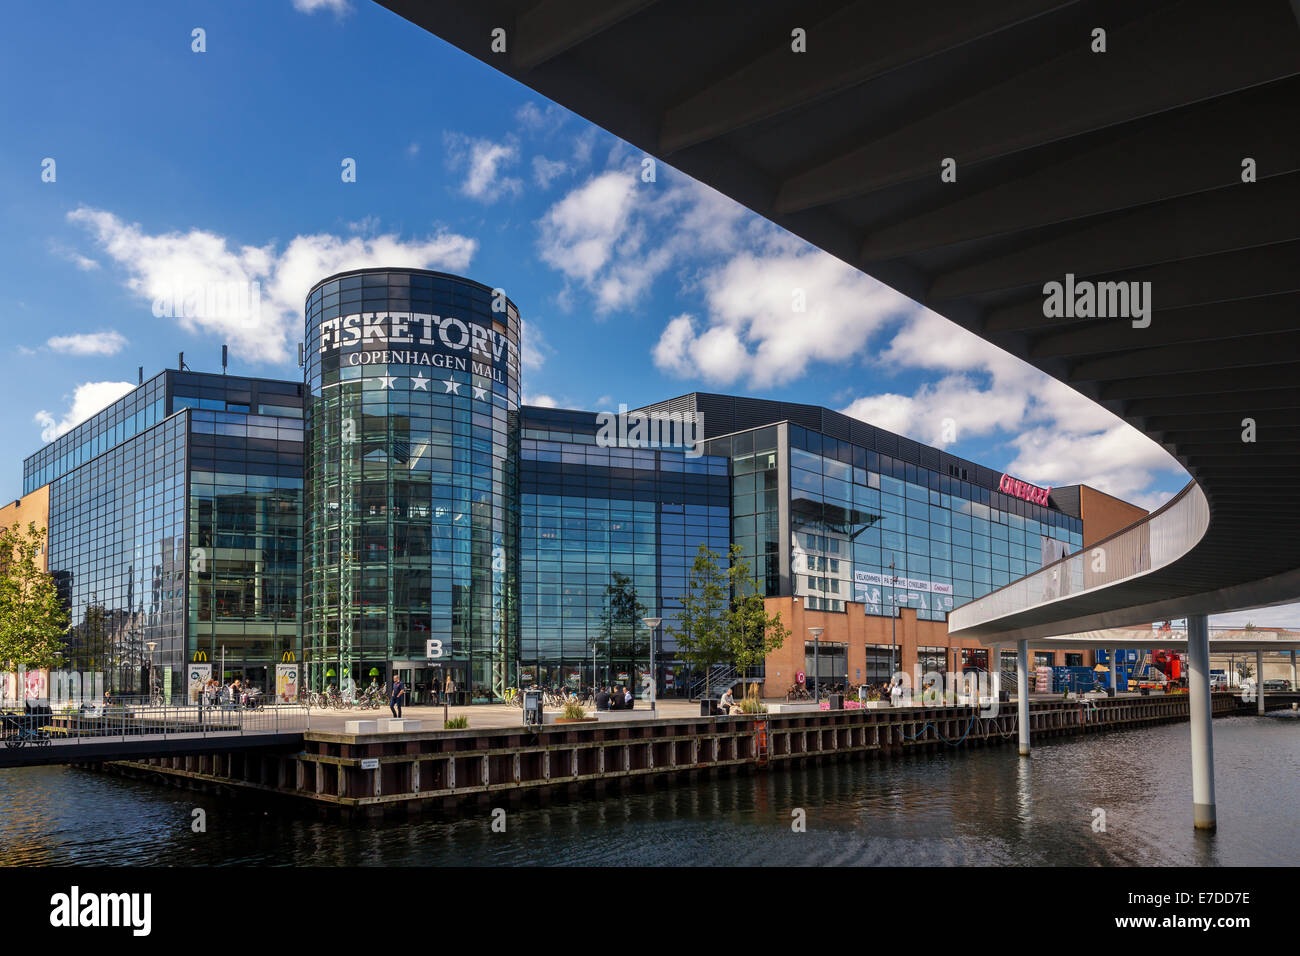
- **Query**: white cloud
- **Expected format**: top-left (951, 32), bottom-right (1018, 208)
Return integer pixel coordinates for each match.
top-left (291, 0), bottom-right (350, 14)
top-left (444, 133), bottom-right (523, 203)
top-left (537, 169), bottom-right (750, 315)
top-left (523, 393), bottom-right (558, 408)
top-left (532, 155), bottom-right (568, 189)
top-left (406, 142), bottom-right (420, 157)
top-left (516, 102), bottom-right (568, 132)
top-left (572, 128), bottom-right (599, 166)
top-left (35, 381), bottom-right (136, 442)
top-left (69, 206), bottom-right (476, 365)
top-left (46, 331), bottom-right (128, 356)
top-left (520, 320), bottom-right (552, 372)
top-left (837, 308), bottom-right (1183, 499)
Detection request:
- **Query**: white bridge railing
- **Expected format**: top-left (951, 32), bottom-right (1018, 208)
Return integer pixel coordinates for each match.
top-left (949, 481), bottom-right (1210, 636)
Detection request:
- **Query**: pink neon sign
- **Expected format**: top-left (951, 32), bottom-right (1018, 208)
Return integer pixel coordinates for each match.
top-left (999, 473), bottom-right (1051, 505)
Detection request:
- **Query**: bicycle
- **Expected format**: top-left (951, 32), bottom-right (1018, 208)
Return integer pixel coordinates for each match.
top-left (785, 683), bottom-right (811, 701)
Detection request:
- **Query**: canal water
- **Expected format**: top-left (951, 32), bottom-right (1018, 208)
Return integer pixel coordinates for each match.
top-left (1, 715), bottom-right (1296, 866)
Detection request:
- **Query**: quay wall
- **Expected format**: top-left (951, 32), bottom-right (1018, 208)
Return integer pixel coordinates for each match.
top-left (94, 693), bottom-right (1252, 819)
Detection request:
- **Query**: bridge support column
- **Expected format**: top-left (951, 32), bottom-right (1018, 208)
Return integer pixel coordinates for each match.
top-left (1291, 650), bottom-right (1297, 692)
top-left (1109, 648), bottom-right (1117, 693)
top-left (1187, 615), bottom-right (1216, 832)
top-left (1016, 640), bottom-right (1030, 757)
top-left (1256, 649), bottom-right (1265, 715)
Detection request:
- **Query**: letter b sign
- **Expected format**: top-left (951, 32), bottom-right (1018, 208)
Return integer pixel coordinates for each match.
top-left (425, 639), bottom-right (444, 660)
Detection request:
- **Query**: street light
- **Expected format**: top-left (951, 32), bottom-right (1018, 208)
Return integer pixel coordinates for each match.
top-left (642, 616), bottom-right (662, 713)
top-left (808, 626), bottom-right (824, 699)
top-left (888, 556), bottom-right (898, 678)
top-left (145, 641), bottom-right (158, 704)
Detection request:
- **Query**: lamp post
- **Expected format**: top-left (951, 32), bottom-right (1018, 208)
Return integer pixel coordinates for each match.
top-left (809, 626), bottom-right (824, 699)
top-left (888, 557), bottom-right (898, 678)
top-left (146, 641), bottom-right (158, 704)
top-left (642, 616), bottom-right (662, 713)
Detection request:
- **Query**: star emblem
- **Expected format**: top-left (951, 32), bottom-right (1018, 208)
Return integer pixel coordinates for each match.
top-left (472, 385), bottom-right (488, 400)
top-left (442, 379), bottom-right (461, 395)
top-left (411, 373), bottom-right (429, 391)
top-left (378, 375), bottom-right (399, 389)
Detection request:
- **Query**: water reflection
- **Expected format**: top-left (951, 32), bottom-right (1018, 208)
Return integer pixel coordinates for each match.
top-left (0, 716), bottom-right (1294, 866)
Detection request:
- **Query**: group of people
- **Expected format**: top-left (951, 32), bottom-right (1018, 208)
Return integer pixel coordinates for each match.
top-left (199, 678), bottom-right (262, 709)
top-left (594, 686), bottom-right (634, 711)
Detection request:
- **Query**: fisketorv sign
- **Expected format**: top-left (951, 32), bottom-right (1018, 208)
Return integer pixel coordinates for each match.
top-left (317, 312), bottom-right (516, 385)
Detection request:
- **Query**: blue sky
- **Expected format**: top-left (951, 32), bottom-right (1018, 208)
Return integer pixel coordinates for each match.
top-left (1, 1), bottom-right (1286, 625)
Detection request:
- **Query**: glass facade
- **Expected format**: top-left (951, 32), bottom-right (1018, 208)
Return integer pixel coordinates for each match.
top-left (519, 407), bottom-right (730, 696)
top-left (20, 290), bottom-right (1100, 705)
top-left (303, 269), bottom-right (521, 702)
top-left (709, 419), bottom-right (1083, 623)
top-left (187, 408), bottom-right (303, 689)
top-left (30, 370), bottom-right (304, 697)
top-left (25, 373), bottom-right (168, 493)
top-left (46, 412), bottom-right (187, 698)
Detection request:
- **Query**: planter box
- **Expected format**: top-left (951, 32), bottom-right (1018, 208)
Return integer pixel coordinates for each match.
top-left (378, 718), bottom-right (422, 732)
top-left (860, 701), bottom-right (890, 710)
top-left (766, 702), bottom-right (822, 714)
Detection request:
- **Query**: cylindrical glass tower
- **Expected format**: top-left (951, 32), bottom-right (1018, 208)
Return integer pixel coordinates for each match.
top-left (303, 269), bottom-right (520, 703)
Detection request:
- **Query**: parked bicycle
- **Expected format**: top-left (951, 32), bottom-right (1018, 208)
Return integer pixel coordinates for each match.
top-left (785, 683), bottom-right (811, 701)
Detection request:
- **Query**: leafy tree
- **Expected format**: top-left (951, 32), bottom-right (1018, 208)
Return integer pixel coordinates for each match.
top-left (666, 544), bottom-right (731, 698)
top-left (0, 523), bottom-right (68, 670)
top-left (725, 545), bottom-right (790, 698)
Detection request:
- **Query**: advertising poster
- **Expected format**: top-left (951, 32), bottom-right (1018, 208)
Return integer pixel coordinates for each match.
top-left (188, 663), bottom-right (211, 704)
top-left (276, 664), bottom-right (299, 702)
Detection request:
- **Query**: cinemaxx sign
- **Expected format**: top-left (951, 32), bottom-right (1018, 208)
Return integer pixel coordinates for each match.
top-left (999, 472), bottom-right (1051, 506)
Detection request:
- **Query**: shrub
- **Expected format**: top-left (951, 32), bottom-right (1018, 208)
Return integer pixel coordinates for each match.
top-left (444, 715), bottom-right (469, 729)
top-left (738, 696), bottom-right (766, 714)
top-left (562, 701), bottom-right (587, 720)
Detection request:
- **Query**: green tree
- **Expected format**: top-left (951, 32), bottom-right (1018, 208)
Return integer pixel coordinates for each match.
top-left (667, 544), bottom-right (731, 698)
top-left (0, 523), bottom-right (68, 670)
top-left (724, 545), bottom-right (789, 698)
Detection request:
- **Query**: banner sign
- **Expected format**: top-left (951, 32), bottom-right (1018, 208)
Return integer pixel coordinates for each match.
top-left (854, 570), bottom-right (954, 595)
top-left (999, 472), bottom-right (1051, 505)
top-left (276, 664), bottom-right (299, 702)
top-left (188, 664), bottom-right (211, 704)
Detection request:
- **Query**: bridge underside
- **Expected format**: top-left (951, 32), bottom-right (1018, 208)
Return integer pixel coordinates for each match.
top-left (377, 0), bottom-right (1300, 634)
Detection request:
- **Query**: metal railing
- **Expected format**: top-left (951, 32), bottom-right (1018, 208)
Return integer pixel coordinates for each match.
top-left (949, 481), bottom-right (1210, 635)
top-left (1, 703), bottom-right (310, 750)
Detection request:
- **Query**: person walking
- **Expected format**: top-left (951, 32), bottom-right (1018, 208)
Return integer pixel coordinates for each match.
top-left (389, 673), bottom-right (406, 719)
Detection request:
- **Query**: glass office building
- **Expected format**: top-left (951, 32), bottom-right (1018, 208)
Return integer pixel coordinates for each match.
top-left (519, 406), bottom-right (730, 696)
top-left (302, 269), bottom-right (521, 704)
top-left (23, 371), bottom-right (304, 698)
top-left (646, 393), bottom-right (1085, 623)
top-left (19, 278), bottom-right (1105, 704)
